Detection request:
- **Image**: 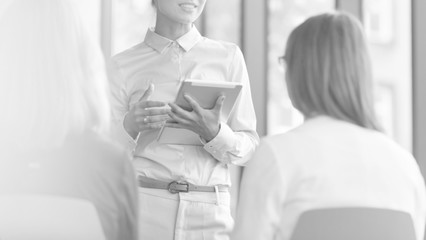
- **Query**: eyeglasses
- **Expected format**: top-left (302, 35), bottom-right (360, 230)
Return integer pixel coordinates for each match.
top-left (278, 55), bottom-right (286, 65)
top-left (278, 55), bottom-right (287, 72)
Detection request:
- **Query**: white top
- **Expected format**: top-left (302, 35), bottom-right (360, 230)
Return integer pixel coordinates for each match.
top-left (232, 116), bottom-right (426, 240)
top-left (109, 27), bottom-right (259, 186)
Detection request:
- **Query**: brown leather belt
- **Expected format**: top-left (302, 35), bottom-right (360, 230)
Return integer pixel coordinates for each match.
top-left (138, 176), bottom-right (229, 194)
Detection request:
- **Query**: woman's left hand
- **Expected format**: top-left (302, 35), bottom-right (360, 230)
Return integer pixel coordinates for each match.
top-left (166, 94), bottom-right (225, 142)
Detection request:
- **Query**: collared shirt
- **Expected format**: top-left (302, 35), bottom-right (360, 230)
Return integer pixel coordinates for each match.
top-left (232, 116), bottom-right (426, 240)
top-left (109, 27), bottom-right (259, 186)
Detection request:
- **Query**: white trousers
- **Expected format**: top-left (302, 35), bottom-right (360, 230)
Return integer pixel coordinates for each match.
top-left (138, 187), bottom-right (234, 240)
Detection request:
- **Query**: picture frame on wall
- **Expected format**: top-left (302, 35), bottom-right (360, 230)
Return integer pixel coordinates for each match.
top-left (362, 0), bottom-right (394, 44)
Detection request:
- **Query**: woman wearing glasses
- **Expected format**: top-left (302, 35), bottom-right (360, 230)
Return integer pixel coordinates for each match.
top-left (232, 12), bottom-right (426, 240)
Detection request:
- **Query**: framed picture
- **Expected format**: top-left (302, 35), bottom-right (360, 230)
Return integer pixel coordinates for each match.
top-left (362, 0), bottom-right (394, 44)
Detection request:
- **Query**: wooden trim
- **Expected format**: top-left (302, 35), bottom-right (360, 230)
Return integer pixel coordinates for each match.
top-left (412, 0), bottom-right (426, 178)
top-left (235, 0), bottom-right (268, 217)
top-left (242, 0), bottom-right (267, 137)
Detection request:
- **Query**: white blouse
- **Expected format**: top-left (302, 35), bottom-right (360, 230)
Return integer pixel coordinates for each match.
top-left (109, 27), bottom-right (259, 186)
top-left (232, 116), bottom-right (426, 240)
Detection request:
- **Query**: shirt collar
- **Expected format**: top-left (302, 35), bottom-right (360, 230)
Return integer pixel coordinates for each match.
top-left (144, 26), bottom-right (202, 54)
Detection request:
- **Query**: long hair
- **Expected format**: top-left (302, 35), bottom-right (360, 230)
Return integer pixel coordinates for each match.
top-left (0, 0), bottom-right (111, 149)
top-left (284, 12), bottom-right (381, 131)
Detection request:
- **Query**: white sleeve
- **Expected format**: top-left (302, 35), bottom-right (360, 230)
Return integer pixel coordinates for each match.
top-left (232, 140), bottom-right (286, 240)
top-left (412, 163), bottom-right (426, 240)
top-left (203, 45), bottom-right (259, 166)
top-left (108, 59), bottom-right (138, 153)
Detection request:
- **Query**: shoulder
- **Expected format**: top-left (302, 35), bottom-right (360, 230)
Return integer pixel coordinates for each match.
top-left (254, 120), bottom-right (331, 166)
top-left (90, 136), bottom-right (130, 166)
top-left (200, 37), bottom-right (238, 49)
top-left (198, 38), bottom-right (242, 57)
top-left (66, 133), bottom-right (131, 170)
top-left (257, 132), bottom-right (300, 166)
top-left (261, 123), bottom-right (312, 151)
top-left (369, 131), bottom-right (418, 166)
top-left (111, 41), bottom-right (151, 66)
top-left (109, 41), bottom-right (153, 83)
top-left (253, 133), bottom-right (301, 165)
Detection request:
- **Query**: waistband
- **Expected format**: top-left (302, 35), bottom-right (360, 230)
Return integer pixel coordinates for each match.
top-left (138, 176), bottom-right (229, 194)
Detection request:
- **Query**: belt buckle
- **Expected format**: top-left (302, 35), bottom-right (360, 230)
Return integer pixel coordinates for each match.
top-left (168, 181), bottom-right (189, 194)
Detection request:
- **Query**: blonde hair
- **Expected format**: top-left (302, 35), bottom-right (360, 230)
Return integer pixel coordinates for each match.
top-left (285, 12), bottom-right (381, 131)
top-left (0, 0), bottom-right (110, 149)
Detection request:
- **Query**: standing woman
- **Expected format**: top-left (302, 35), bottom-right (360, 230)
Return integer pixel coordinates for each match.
top-left (232, 12), bottom-right (426, 240)
top-left (109, 0), bottom-right (259, 239)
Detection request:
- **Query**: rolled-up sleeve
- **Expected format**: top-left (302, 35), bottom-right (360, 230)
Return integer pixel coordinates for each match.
top-left (203, 46), bottom-right (259, 166)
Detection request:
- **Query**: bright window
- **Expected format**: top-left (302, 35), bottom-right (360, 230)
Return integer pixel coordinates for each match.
top-left (111, 0), bottom-right (155, 55)
top-left (74, 0), bottom-right (101, 42)
top-left (203, 0), bottom-right (241, 45)
top-left (364, 0), bottom-right (412, 150)
top-left (267, 0), bottom-right (335, 135)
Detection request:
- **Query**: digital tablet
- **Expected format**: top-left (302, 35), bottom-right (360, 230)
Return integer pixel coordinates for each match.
top-left (157, 79), bottom-right (243, 145)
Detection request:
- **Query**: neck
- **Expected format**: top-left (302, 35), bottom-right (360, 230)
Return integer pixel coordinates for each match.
top-left (155, 15), bottom-right (192, 40)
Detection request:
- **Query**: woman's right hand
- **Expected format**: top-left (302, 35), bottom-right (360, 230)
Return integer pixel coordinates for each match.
top-left (123, 84), bottom-right (170, 139)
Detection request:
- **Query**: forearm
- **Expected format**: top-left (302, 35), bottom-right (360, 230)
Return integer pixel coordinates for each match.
top-left (203, 123), bottom-right (259, 165)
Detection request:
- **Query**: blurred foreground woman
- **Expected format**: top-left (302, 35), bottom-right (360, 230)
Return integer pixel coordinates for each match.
top-left (0, 0), bottom-right (138, 239)
top-left (232, 12), bottom-right (426, 240)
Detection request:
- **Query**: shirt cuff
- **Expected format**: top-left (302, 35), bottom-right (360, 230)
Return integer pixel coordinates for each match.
top-left (203, 123), bottom-right (235, 163)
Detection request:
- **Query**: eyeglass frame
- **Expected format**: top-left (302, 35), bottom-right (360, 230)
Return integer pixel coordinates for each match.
top-left (278, 55), bottom-right (287, 72)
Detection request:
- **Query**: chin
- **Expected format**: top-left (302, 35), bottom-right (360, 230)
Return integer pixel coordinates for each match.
top-left (175, 17), bottom-right (199, 25)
